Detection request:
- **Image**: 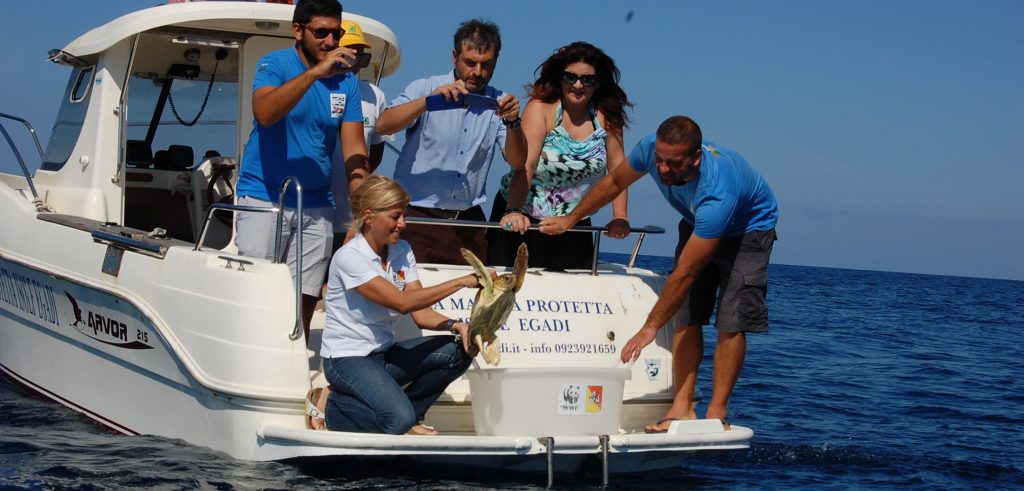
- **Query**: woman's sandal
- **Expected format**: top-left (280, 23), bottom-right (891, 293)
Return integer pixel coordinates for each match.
top-left (406, 423), bottom-right (439, 436)
top-left (305, 387), bottom-right (327, 431)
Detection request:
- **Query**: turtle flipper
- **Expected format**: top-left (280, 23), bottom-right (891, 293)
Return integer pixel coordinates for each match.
top-left (474, 333), bottom-right (486, 359)
top-left (512, 243), bottom-right (529, 291)
top-left (482, 339), bottom-right (501, 366)
top-left (460, 248), bottom-right (493, 290)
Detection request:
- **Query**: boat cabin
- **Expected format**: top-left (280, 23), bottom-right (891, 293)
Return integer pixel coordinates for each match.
top-left (29, 3), bottom-right (399, 249)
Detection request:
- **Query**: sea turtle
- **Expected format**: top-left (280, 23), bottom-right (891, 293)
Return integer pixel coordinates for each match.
top-left (460, 243), bottom-right (528, 366)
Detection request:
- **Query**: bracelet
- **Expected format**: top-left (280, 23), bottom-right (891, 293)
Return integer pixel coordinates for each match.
top-left (502, 117), bottom-right (522, 129)
top-left (442, 319), bottom-right (458, 334)
top-left (502, 208), bottom-right (521, 217)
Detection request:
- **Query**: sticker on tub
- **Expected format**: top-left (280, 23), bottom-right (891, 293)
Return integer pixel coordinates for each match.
top-left (558, 384), bottom-right (604, 415)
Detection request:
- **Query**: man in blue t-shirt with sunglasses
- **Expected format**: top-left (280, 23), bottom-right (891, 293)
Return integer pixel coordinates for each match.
top-left (540, 115), bottom-right (779, 433)
top-left (235, 0), bottom-right (369, 342)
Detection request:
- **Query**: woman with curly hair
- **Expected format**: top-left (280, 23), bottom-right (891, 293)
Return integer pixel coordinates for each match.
top-left (488, 42), bottom-right (633, 269)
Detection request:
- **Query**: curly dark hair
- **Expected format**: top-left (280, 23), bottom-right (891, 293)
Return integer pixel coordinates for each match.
top-left (527, 42), bottom-right (632, 132)
top-left (293, 0), bottom-right (342, 25)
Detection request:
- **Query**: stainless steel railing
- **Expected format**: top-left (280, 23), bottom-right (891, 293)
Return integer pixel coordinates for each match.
top-left (403, 217), bottom-right (664, 275)
top-left (380, 141), bottom-right (662, 273)
top-left (194, 176), bottom-right (305, 341)
top-left (0, 112), bottom-right (45, 199)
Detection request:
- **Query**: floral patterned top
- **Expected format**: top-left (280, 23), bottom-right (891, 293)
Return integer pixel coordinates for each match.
top-left (499, 104), bottom-right (607, 218)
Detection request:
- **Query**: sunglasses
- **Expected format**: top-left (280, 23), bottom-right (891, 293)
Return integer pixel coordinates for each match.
top-left (300, 24), bottom-right (344, 40)
top-left (561, 71), bottom-right (599, 88)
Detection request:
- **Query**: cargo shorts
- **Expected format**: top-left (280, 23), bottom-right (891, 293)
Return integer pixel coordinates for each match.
top-left (234, 196), bottom-right (332, 298)
top-left (671, 219), bottom-right (777, 333)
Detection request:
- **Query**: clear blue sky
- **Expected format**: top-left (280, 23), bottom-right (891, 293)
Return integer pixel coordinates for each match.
top-left (1, 1), bottom-right (1021, 280)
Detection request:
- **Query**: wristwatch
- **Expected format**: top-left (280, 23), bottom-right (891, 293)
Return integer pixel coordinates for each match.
top-left (442, 319), bottom-right (459, 334)
top-left (502, 117), bottom-right (522, 130)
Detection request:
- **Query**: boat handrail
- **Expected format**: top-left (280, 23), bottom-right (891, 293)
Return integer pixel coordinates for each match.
top-left (276, 176), bottom-right (304, 341)
top-left (404, 217), bottom-right (665, 275)
top-left (194, 203), bottom-right (279, 251)
top-left (0, 113), bottom-right (45, 159)
top-left (0, 112), bottom-right (44, 200)
top-left (193, 176), bottom-right (305, 342)
top-left (381, 140), bottom-right (662, 273)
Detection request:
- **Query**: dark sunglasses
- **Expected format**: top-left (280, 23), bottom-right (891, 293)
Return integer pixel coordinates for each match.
top-left (561, 71), bottom-right (599, 88)
top-left (300, 24), bottom-right (344, 40)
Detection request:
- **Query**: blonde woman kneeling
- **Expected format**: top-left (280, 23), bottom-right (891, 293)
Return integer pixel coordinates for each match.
top-left (315, 176), bottom-right (484, 435)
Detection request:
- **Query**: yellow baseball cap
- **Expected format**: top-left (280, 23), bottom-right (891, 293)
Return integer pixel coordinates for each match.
top-left (340, 20), bottom-right (371, 49)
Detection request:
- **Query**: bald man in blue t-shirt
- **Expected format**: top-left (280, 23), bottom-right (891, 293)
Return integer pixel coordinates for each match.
top-left (540, 115), bottom-right (779, 433)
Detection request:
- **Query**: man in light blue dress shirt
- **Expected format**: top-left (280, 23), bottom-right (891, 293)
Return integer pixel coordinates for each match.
top-left (376, 19), bottom-right (527, 264)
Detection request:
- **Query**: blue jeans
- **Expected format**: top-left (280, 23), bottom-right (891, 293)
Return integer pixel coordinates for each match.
top-left (323, 335), bottom-right (472, 434)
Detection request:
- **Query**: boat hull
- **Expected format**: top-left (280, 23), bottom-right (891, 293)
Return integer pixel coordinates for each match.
top-left (0, 253), bottom-right (304, 458)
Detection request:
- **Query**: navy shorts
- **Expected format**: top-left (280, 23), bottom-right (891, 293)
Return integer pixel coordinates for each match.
top-left (671, 220), bottom-right (777, 333)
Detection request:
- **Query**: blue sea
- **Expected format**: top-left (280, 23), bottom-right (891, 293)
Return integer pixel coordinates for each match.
top-left (2, 255), bottom-right (1022, 490)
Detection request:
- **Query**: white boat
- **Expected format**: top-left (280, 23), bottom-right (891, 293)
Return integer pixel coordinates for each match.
top-left (0, 1), bottom-right (751, 480)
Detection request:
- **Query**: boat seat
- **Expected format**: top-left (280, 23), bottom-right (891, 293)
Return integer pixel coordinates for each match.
top-left (124, 188), bottom-right (194, 242)
top-left (154, 144), bottom-right (194, 171)
top-left (125, 139), bottom-right (154, 168)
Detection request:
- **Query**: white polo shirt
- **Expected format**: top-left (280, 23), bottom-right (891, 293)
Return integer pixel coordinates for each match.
top-left (321, 234), bottom-right (419, 358)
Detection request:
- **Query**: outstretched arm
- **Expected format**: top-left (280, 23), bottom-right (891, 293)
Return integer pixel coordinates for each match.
top-left (499, 100), bottom-right (550, 233)
top-left (539, 161), bottom-right (645, 235)
top-left (354, 275), bottom-right (478, 315)
top-left (619, 234), bottom-right (720, 362)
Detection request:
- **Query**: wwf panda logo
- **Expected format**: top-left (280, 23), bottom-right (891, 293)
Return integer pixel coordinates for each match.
top-left (561, 385), bottom-right (580, 405)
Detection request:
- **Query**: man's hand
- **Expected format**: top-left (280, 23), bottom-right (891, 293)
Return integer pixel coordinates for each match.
top-left (309, 47), bottom-right (359, 78)
top-left (497, 94), bottom-right (521, 123)
top-left (431, 79), bottom-right (469, 103)
top-left (620, 325), bottom-right (659, 363)
top-left (604, 218), bottom-right (631, 239)
top-left (539, 215), bottom-right (576, 236)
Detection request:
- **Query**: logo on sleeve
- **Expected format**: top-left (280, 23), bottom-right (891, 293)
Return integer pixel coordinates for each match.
top-left (330, 93), bottom-right (347, 118)
top-left (391, 269), bottom-right (406, 290)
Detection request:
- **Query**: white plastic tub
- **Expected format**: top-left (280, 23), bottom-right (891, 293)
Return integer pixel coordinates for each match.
top-left (465, 366), bottom-right (630, 436)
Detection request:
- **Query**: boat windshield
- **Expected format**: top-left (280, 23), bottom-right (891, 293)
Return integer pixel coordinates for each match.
top-left (120, 30), bottom-right (244, 248)
top-left (123, 31), bottom-right (242, 170)
top-left (125, 70), bottom-right (238, 169)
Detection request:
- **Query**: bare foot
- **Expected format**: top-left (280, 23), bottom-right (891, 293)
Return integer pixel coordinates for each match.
top-left (406, 423), bottom-right (439, 436)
